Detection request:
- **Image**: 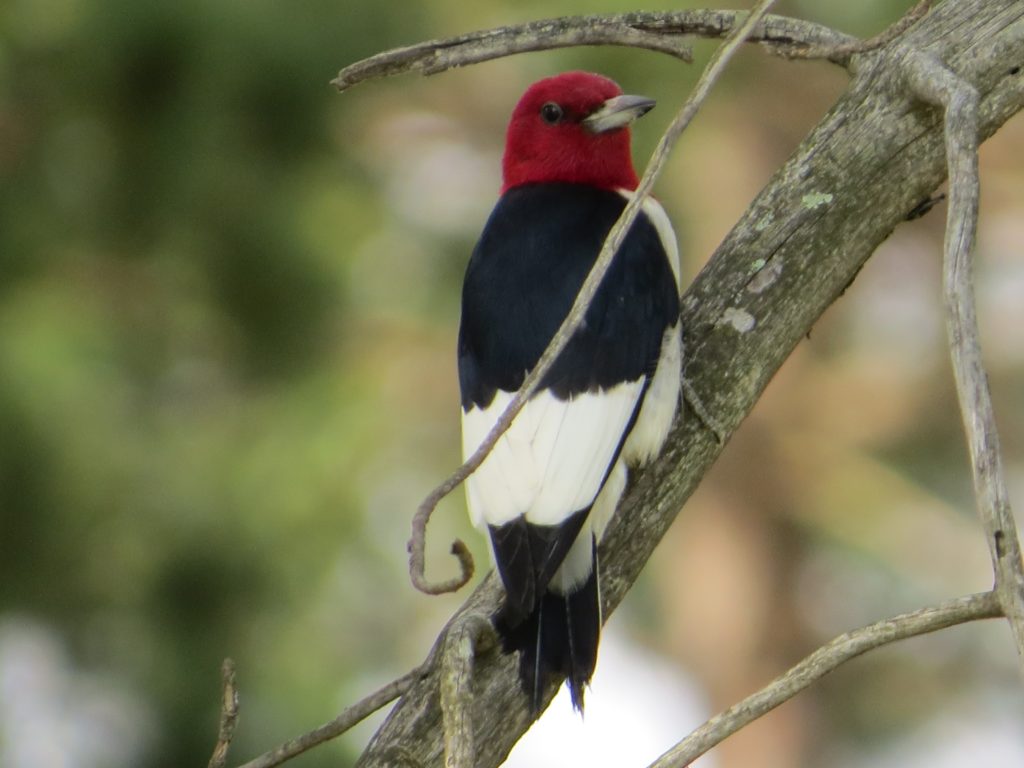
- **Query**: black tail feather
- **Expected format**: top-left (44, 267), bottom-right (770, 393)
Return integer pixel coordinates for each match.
top-left (496, 556), bottom-right (601, 713)
top-left (488, 510), bottom-right (589, 626)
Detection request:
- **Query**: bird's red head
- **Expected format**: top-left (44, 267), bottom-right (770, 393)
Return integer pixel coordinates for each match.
top-left (501, 71), bottom-right (655, 194)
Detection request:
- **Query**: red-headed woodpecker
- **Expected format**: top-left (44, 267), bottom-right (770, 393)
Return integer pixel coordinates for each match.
top-left (458, 72), bottom-right (682, 712)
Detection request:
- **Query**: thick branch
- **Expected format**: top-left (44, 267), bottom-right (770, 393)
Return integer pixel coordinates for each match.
top-left (356, 2), bottom-right (1024, 765)
top-left (649, 592), bottom-right (1002, 767)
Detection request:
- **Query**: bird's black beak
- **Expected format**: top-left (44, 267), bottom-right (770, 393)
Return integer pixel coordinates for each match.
top-left (583, 94), bottom-right (656, 134)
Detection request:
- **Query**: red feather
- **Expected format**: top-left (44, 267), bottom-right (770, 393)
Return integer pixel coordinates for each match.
top-left (501, 72), bottom-right (640, 193)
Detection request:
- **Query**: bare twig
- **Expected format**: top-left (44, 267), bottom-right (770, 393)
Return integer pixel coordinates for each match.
top-left (234, 665), bottom-right (426, 768)
top-left (408, 528), bottom-right (475, 595)
top-left (332, 11), bottom-right (859, 92)
top-left (208, 658), bottom-right (240, 768)
top-left (440, 613), bottom-right (497, 767)
top-left (404, 0), bottom-right (778, 595)
top-left (901, 49), bottom-right (1024, 666)
top-left (648, 591), bottom-right (1002, 768)
top-left (333, 19), bottom-right (692, 90)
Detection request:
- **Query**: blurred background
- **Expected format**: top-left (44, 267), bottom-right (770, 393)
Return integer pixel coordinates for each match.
top-left (1, 0), bottom-right (1022, 766)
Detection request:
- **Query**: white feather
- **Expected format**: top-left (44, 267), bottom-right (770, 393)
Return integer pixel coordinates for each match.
top-left (590, 457), bottom-right (627, 541)
top-left (623, 324), bottom-right (681, 466)
top-left (550, 521), bottom-right (597, 594)
top-left (462, 381), bottom-right (643, 530)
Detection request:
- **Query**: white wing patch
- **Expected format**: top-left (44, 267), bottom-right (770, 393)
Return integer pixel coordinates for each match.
top-left (617, 190), bottom-right (683, 466)
top-left (623, 324), bottom-right (681, 466)
top-left (462, 381), bottom-right (644, 530)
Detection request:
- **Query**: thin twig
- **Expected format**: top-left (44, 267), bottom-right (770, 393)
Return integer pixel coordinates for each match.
top-left (902, 49), bottom-right (1024, 666)
top-left (333, 19), bottom-right (692, 90)
top-left (408, 529), bottom-right (475, 595)
top-left (648, 591), bottom-right (1002, 768)
top-left (332, 11), bottom-right (858, 92)
top-left (404, 0), bottom-right (778, 595)
top-left (234, 665), bottom-right (426, 768)
top-left (208, 658), bottom-right (240, 768)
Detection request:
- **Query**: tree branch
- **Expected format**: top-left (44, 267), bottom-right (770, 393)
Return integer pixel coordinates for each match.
top-left (208, 658), bottom-right (240, 768)
top-left (233, 664), bottom-right (426, 768)
top-left (770, 0), bottom-right (932, 62)
top-left (648, 591), bottom-right (1002, 767)
top-left (331, 11), bottom-right (860, 92)
top-left (901, 47), bottom-right (1024, 665)
top-left (355, 2), bottom-right (1024, 764)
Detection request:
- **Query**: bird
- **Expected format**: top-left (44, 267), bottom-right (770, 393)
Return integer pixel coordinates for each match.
top-left (457, 71), bottom-right (682, 713)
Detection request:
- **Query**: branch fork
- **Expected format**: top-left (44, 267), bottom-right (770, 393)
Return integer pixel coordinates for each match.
top-left (901, 46), bottom-right (1024, 661)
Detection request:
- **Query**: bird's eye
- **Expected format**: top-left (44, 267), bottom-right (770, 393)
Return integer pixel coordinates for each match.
top-left (540, 102), bottom-right (564, 125)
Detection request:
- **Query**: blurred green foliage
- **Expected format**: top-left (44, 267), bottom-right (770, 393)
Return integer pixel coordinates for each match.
top-left (0, 0), bottom-right (437, 764)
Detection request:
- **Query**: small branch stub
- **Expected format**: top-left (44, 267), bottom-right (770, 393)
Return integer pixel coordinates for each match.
top-left (208, 658), bottom-right (240, 768)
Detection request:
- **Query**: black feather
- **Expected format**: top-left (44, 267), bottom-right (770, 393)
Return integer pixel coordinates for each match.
top-left (497, 538), bottom-right (601, 713)
top-left (458, 182), bottom-right (679, 409)
top-left (488, 510), bottom-right (589, 625)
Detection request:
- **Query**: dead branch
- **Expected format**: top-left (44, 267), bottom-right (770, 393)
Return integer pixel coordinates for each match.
top-left (233, 664), bottom-right (426, 768)
top-left (331, 11), bottom-right (860, 92)
top-left (648, 591), bottom-right (1002, 767)
top-left (208, 658), bottom-right (240, 768)
top-left (901, 47), bottom-right (1024, 665)
top-left (771, 0), bottom-right (932, 61)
